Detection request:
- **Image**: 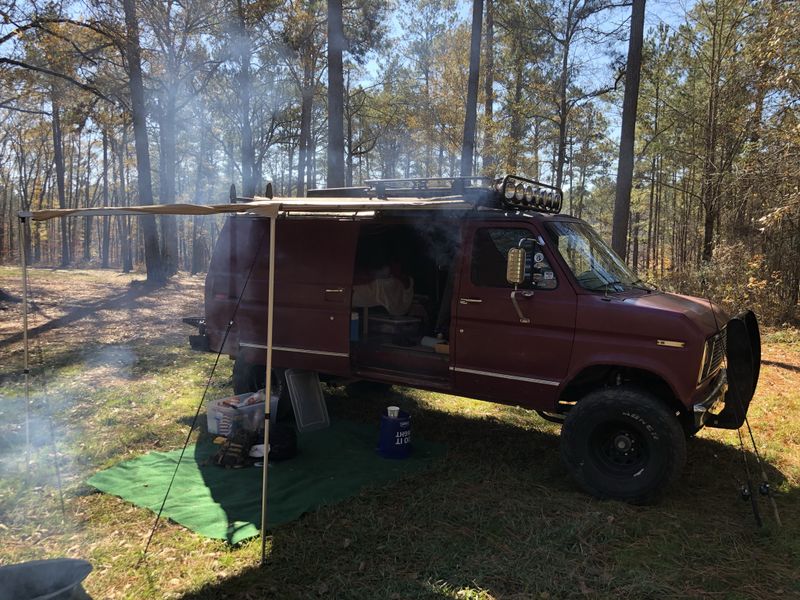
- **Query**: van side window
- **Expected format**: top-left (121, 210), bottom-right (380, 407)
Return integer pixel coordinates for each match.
top-left (470, 228), bottom-right (556, 289)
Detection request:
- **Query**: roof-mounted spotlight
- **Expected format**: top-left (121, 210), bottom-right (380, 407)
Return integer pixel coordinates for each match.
top-left (524, 185), bottom-right (534, 204)
top-left (499, 175), bottom-right (563, 214)
top-left (514, 183), bottom-right (525, 204)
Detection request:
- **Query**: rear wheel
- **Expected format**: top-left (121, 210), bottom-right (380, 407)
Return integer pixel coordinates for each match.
top-left (560, 386), bottom-right (686, 504)
top-left (232, 357), bottom-right (266, 394)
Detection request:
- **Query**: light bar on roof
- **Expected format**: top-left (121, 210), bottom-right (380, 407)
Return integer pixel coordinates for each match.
top-left (497, 175), bottom-right (563, 214)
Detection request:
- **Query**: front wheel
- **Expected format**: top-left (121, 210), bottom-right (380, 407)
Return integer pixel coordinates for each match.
top-left (560, 386), bottom-right (686, 504)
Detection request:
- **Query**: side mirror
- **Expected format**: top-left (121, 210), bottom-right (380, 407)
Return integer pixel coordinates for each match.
top-left (506, 247), bottom-right (526, 285)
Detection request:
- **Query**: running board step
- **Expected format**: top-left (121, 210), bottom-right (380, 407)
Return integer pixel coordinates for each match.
top-left (353, 367), bottom-right (450, 390)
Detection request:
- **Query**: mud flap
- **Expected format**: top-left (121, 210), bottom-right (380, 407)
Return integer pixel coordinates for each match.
top-left (711, 310), bottom-right (761, 429)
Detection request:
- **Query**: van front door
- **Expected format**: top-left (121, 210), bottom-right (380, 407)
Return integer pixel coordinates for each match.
top-left (452, 224), bottom-right (577, 410)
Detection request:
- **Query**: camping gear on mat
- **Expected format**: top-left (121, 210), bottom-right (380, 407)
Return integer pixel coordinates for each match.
top-left (245, 425), bottom-right (297, 462)
top-left (0, 558), bottom-right (92, 600)
top-left (213, 430), bottom-right (255, 468)
top-left (268, 423), bottom-right (298, 461)
top-left (87, 420), bottom-right (444, 544)
top-left (378, 407), bottom-right (412, 459)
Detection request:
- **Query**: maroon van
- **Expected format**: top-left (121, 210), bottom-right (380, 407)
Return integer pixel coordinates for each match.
top-left (189, 175), bottom-right (760, 503)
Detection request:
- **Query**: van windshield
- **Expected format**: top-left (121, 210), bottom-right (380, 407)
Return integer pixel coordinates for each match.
top-left (545, 221), bottom-right (645, 292)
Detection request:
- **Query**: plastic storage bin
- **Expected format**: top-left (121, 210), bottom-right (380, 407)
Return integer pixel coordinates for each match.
top-left (206, 392), bottom-right (267, 436)
top-left (367, 314), bottom-right (421, 345)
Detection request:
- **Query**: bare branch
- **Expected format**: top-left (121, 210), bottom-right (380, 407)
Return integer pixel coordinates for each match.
top-left (0, 57), bottom-right (114, 103)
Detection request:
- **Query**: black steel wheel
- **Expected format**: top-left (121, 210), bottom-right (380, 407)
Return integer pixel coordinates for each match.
top-left (560, 386), bottom-right (686, 504)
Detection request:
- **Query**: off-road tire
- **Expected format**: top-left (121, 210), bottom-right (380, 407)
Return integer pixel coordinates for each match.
top-left (560, 386), bottom-right (687, 504)
top-left (232, 357), bottom-right (266, 394)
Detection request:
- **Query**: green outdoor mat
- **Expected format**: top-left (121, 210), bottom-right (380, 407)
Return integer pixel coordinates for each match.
top-left (87, 420), bottom-right (444, 544)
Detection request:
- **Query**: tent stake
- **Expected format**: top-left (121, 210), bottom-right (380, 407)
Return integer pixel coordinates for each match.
top-left (261, 212), bottom-right (277, 566)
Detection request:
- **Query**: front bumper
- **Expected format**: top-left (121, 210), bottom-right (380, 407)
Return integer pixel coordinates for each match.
top-left (693, 370), bottom-right (728, 428)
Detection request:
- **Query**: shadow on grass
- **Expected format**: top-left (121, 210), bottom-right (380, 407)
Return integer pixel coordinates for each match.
top-left (0, 333), bottom-right (210, 390)
top-left (175, 386), bottom-right (798, 600)
top-left (762, 359), bottom-right (800, 373)
top-left (0, 281), bottom-right (157, 352)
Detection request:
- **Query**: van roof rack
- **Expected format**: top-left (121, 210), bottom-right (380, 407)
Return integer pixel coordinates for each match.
top-left (307, 176), bottom-right (494, 202)
top-left (307, 175), bottom-right (563, 214)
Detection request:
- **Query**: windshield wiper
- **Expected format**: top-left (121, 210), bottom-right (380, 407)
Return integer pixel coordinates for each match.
top-left (587, 280), bottom-right (623, 292)
top-left (632, 278), bottom-right (656, 292)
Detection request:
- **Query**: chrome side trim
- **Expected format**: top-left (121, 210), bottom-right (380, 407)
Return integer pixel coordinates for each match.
top-left (450, 366), bottom-right (559, 387)
top-left (657, 339), bottom-right (686, 348)
top-left (239, 342), bottom-right (349, 358)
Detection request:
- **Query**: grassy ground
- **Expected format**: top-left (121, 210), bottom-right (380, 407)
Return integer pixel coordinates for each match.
top-left (0, 266), bottom-right (798, 599)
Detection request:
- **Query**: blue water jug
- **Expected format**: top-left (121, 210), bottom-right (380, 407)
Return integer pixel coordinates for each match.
top-left (378, 409), bottom-right (411, 459)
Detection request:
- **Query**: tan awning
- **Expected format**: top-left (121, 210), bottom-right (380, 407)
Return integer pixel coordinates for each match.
top-left (22, 196), bottom-right (473, 221)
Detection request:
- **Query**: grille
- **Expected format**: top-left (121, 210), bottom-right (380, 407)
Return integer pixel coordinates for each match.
top-left (701, 329), bottom-right (727, 382)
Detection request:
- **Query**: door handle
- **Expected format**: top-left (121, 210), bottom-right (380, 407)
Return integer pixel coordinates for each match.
top-left (459, 297), bottom-right (483, 304)
top-left (325, 287), bottom-right (345, 293)
top-left (510, 290), bottom-right (532, 324)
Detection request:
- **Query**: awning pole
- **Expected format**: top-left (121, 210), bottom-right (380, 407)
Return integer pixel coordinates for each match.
top-left (260, 212), bottom-right (277, 566)
top-left (18, 215), bottom-right (31, 477)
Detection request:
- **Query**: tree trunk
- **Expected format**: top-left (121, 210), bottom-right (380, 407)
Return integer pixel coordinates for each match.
top-left (611, 0), bottom-right (646, 259)
top-left (307, 130), bottom-right (316, 190)
top-left (101, 129), bottom-right (111, 268)
top-left (235, 1), bottom-right (256, 198)
top-left (0, 181), bottom-right (6, 258)
top-left (117, 127), bottom-right (133, 273)
top-left (327, 0), bottom-right (345, 188)
top-left (508, 48), bottom-right (524, 171)
top-left (482, 0), bottom-right (495, 175)
top-left (83, 136), bottom-right (93, 262)
top-left (555, 38), bottom-right (570, 190)
top-left (51, 88), bottom-right (70, 267)
top-left (345, 88), bottom-right (354, 186)
top-left (123, 0), bottom-right (164, 282)
top-left (159, 88), bottom-right (179, 275)
top-left (296, 64), bottom-right (314, 195)
top-left (191, 109), bottom-right (209, 275)
top-left (460, 0), bottom-right (483, 177)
